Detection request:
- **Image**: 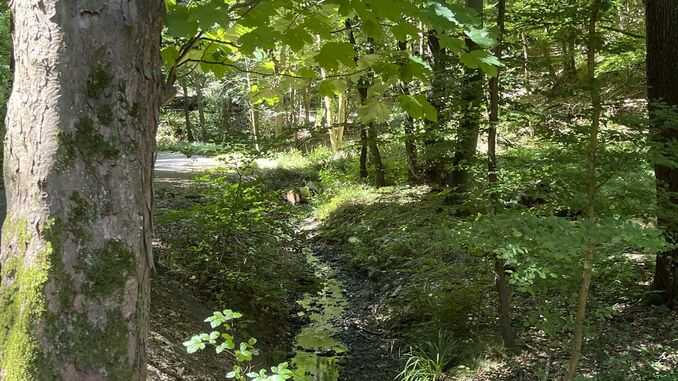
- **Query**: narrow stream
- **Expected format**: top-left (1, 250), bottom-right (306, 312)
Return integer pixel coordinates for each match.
top-left (291, 247), bottom-right (348, 381)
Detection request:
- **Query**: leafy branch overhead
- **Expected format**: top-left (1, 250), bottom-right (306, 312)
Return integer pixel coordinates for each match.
top-left (161, 0), bottom-right (501, 122)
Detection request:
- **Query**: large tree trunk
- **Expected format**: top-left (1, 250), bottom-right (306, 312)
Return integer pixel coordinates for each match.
top-left (647, 0), bottom-right (678, 307)
top-left (448, 0), bottom-right (484, 195)
top-left (0, 1), bottom-right (162, 379)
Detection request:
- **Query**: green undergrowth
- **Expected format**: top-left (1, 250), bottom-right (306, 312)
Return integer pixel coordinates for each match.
top-left (154, 166), bottom-right (316, 362)
top-left (271, 142), bottom-right (675, 380)
top-left (158, 142), bottom-right (675, 380)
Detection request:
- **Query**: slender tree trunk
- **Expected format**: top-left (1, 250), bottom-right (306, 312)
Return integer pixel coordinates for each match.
top-left (565, 1), bottom-right (602, 379)
top-left (367, 123), bottom-right (386, 187)
top-left (304, 87), bottom-right (311, 126)
top-left (542, 39), bottom-right (557, 82)
top-left (647, 0), bottom-right (678, 307)
top-left (398, 41), bottom-right (420, 183)
top-left (0, 1), bottom-right (162, 379)
top-left (359, 126), bottom-right (369, 179)
top-left (244, 63), bottom-right (260, 152)
top-left (329, 93), bottom-right (346, 154)
top-left (449, 0), bottom-right (484, 195)
top-left (182, 83), bottom-right (195, 142)
top-left (195, 80), bottom-right (207, 141)
top-left (347, 20), bottom-right (383, 183)
top-left (487, 0), bottom-right (514, 349)
top-left (0, 10), bottom-right (13, 228)
top-left (521, 32), bottom-right (530, 91)
top-left (221, 96), bottom-right (231, 133)
top-left (562, 29), bottom-right (577, 80)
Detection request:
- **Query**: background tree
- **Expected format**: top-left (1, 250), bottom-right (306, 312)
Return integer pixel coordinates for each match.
top-left (647, 0), bottom-right (678, 306)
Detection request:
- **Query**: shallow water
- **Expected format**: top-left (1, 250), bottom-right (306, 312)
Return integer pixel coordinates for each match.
top-left (291, 249), bottom-right (348, 381)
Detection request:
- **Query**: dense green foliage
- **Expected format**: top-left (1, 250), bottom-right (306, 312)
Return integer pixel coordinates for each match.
top-left (155, 166), bottom-right (316, 356)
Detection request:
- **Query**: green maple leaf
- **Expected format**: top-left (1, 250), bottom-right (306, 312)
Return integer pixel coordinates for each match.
top-left (315, 42), bottom-right (356, 71)
top-left (465, 27), bottom-right (496, 48)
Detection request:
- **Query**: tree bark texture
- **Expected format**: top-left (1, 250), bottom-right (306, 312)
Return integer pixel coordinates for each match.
top-left (0, 1), bottom-right (162, 379)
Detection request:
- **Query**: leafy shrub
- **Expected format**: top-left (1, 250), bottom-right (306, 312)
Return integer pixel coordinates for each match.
top-left (185, 310), bottom-right (296, 381)
top-left (156, 170), bottom-right (313, 350)
top-left (396, 332), bottom-right (459, 381)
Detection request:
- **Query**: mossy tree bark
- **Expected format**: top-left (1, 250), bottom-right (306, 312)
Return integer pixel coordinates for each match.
top-left (647, 0), bottom-right (678, 307)
top-left (0, 1), bottom-right (162, 379)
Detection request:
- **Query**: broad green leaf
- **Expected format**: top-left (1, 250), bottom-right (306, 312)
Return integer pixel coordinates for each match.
top-left (359, 99), bottom-right (391, 124)
top-left (465, 27), bottom-right (496, 48)
top-left (369, 0), bottom-right (401, 20)
top-left (391, 22), bottom-right (419, 42)
top-left (398, 95), bottom-right (438, 122)
top-left (400, 55), bottom-right (432, 81)
top-left (192, 0), bottom-right (226, 30)
top-left (303, 13), bottom-right (334, 38)
top-left (284, 26), bottom-right (314, 52)
top-left (318, 80), bottom-right (347, 97)
top-left (362, 17), bottom-right (384, 40)
top-left (161, 46), bottom-right (180, 66)
top-left (239, 27), bottom-right (279, 54)
top-left (358, 54), bottom-right (381, 69)
top-left (438, 35), bottom-right (466, 52)
top-left (460, 49), bottom-right (501, 76)
top-left (165, 5), bottom-right (198, 38)
top-left (315, 42), bottom-right (356, 71)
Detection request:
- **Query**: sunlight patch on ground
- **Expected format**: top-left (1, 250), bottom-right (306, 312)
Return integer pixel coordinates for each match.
top-left (254, 158), bottom-right (280, 170)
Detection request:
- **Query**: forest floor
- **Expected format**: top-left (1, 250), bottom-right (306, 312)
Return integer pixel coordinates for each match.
top-left (147, 152), bottom-right (398, 381)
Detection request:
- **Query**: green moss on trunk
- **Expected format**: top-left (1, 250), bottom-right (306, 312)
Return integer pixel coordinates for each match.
top-left (0, 218), bottom-right (53, 381)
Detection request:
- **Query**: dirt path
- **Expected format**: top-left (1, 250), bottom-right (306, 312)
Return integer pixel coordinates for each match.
top-left (155, 152), bottom-right (223, 178)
